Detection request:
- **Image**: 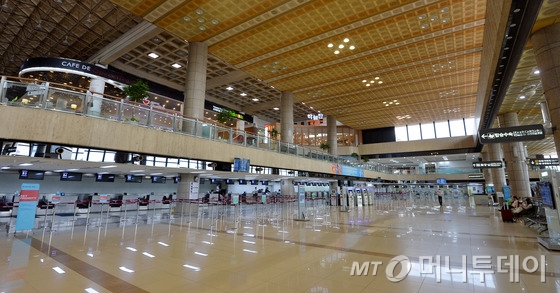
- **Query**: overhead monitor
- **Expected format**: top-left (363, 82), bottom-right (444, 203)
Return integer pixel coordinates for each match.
top-left (125, 175), bottom-right (142, 183)
top-left (151, 176), bottom-right (166, 183)
top-left (95, 174), bottom-right (115, 182)
top-left (19, 170), bottom-right (45, 180)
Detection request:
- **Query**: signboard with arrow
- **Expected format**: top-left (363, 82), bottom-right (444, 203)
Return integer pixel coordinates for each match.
top-left (479, 124), bottom-right (545, 143)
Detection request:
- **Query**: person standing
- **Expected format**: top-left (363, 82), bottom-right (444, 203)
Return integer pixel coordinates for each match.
top-left (437, 189), bottom-right (443, 206)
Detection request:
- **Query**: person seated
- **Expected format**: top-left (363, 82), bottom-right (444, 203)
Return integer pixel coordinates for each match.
top-left (524, 197), bottom-right (533, 210)
top-left (513, 197), bottom-right (533, 214)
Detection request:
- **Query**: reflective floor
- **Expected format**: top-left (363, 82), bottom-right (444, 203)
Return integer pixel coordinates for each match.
top-left (0, 196), bottom-right (559, 293)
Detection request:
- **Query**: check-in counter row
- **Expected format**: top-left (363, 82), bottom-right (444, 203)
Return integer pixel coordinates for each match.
top-left (0, 193), bottom-right (181, 216)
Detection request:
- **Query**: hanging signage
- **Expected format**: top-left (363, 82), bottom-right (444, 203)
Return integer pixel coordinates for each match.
top-left (473, 161), bottom-right (503, 168)
top-left (189, 182), bottom-right (199, 200)
top-left (479, 124), bottom-right (545, 143)
top-left (529, 158), bottom-right (559, 166)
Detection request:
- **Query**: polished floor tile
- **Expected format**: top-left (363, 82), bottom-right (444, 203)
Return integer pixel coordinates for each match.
top-left (0, 197), bottom-right (559, 293)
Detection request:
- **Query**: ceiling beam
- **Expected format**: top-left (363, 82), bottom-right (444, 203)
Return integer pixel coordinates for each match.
top-left (206, 70), bottom-right (251, 90)
top-left (87, 20), bottom-right (163, 65)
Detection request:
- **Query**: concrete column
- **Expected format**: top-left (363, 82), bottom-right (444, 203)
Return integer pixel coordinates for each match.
top-left (280, 91), bottom-right (294, 143)
top-left (183, 42), bottom-right (207, 120)
top-left (481, 151), bottom-right (493, 186)
top-left (532, 23), bottom-right (560, 160)
top-left (280, 179), bottom-right (295, 196)
top-left (327, 115), bottom-right (337, 155)
top-left (488, 142), bottom-right (506, 194)
top-left (499, 113), bottom-right (531, 198)
top-left (176, 173), bottom-right (201, 215)
top-left (88, 64), bottom-right (107, 117)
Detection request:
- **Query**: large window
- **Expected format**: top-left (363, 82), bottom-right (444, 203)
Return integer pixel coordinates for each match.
top-left (395, 126), bottom-right (408, 141)
top-left (449, 119), bottom-right (466, 137)
top-left (435, 121), bottom-right (450, 138)
top-left (464, 118), bottom-right (476, 135)
top-left (407, 124), bottom-right (421, 140)
top-left (394, 118), bottom-right (474, 142)
top-left (421, 123), bottom-right (435, 139)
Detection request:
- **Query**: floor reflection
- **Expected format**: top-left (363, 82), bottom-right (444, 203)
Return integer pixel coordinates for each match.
top-left (0, 197), bottom-right (558, 293)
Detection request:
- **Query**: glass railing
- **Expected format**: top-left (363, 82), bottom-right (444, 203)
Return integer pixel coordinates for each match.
top-left (0, 77), bottom-right (481, 177)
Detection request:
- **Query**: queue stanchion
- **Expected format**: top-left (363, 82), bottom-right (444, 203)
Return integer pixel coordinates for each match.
top-left (103, 201), bottom-right (111, 237)
top-left (167, 199), bottom-right (173, 237)
top-left (121, 200), bottom-right (130, 240)
top-left (151, 199), bottom-right (157, 236)
top-left (96, 201), bottom-right (103, 251)
top-left (82, 199), bottom-right (92, 247)
top-left (71, 201), bottom-right (78, 240)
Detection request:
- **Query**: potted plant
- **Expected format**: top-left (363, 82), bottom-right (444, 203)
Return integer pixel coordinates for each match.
top-left (351, 152), bottom-right (360, 160)
top-left (362, 155), bottom-right (369, 162)
top-left (216, 108), bottom-right (235, 125)
top-left (122, 80), bottom-right (149, 122)
top-left (269, 128), bottom-right (280, 140)
top-left (320, 142), bottom-right (330, 152)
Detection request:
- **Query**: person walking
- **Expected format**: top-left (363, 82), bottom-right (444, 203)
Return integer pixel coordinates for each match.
top-left (437, 189), bottom-right (443, 206)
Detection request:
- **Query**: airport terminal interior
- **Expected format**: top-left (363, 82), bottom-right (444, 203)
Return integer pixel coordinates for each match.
top-left (1, 0), bottom-right (560, 292)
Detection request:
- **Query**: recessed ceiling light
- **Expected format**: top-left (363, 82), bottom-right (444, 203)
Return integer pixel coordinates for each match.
top-left (99, 165), bottom-right (117, 169)
top-left (172, 63), bottom-right (182, 69)
top-left (199, 26), bottom-right (206, 31)
top-left (327, 43), bottom-right (333, 48)
top-left (338, 44), bottom-right (344, 49)
top-left (533, 70), bottom-right (540, 75)
top-left (183, 16), bottom-right (191, 22)
top-left (1, 166), bottom-right (10, 169)
top-left (148, 53), bottom-right (159, 59)
top-left (343, 38), bottom-right (349, 43)
top-left (349, 45), bottom-right (355, 50)
top-left (240, 93), bottom-right (247, 96)
top-left (252, 98), bottom-right (259, 101)
top-left (519, 95), bottom-right (526, 99)
top-left (334, 50), bottom-right (340, 54)
top-left (211, 19), bottom-right (219, 25)
top-left (226, 86), bottom-right (233, 90)
top-left (18, 163), bottom-right (33, 166)
top-left (273, 107), bottom-right (279, 111)
top-left (195, 9), bottom-right (204, 15)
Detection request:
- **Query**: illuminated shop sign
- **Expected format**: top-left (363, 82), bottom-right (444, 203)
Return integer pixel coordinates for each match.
top-left (20, 57), bottom-right (134, 85)
top-left (307, 113), bottom-right (324, 120)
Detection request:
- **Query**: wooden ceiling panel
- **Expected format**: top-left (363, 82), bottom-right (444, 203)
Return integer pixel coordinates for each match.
top-left (2, 0), bottom-right (556, 157)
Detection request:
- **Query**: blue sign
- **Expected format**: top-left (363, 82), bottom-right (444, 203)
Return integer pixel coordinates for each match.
top-left (15, 183), bottom-right (40, 231)
top-left (503, 186), bottom-right (511, 201)
top-left (298, 186), bottom-right (306, 208)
